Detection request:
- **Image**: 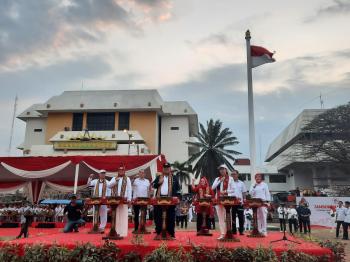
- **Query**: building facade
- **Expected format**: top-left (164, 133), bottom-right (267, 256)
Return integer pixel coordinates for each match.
top-left (17, 90), bottom-right (199, 166)
top-left (265, 109), bottom-right (350, 194)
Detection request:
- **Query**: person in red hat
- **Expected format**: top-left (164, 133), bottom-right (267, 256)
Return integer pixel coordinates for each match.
top-left (191, 176), bottom-right (214, 232)
top-left (109, 165), bottom-right (132, 237)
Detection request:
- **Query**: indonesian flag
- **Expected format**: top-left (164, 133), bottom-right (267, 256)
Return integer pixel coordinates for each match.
top-left (251, 45), bottom-right (275, 68)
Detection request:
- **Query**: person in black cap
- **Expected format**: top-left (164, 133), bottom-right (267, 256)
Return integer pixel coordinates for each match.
top-left (63, 195), bottom-right (85, 233)
top-left (152, 162), bottom-right (180, 239)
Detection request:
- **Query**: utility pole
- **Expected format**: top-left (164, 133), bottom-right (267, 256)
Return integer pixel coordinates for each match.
top-left (8, 95), bottom-right (18, 155)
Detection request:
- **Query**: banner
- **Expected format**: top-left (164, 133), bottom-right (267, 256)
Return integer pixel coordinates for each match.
top-left (296, 197), bottom-right (350, 227)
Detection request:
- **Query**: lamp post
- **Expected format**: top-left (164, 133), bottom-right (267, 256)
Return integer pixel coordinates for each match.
top-left (124, 129), bottom-right (133, 155)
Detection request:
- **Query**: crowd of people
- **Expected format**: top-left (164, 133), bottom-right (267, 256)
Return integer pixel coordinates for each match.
top-left (277, 202), bottom-right (311, 235)
top-left (2, 162), bottom-right (350, 241)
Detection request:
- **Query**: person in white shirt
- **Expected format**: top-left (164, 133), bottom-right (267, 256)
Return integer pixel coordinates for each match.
top-left (244, 207), bottom-right (253, 231)
top-left (342, 201), bottom-right (350, 240)
top-left (287, 204), bottom-right (298, 235)
top-left (231, 170), bottom-right (247, 235)
top-left (108, 165), bottom-right (132, 237)
top-left (335, 201), bottom-right (346, 238)
top-left (132, 169), bottom-right (151, 233)
top-left (249, 173), bottom-right (271, 236)
top-left (87, 169), bottom-right (111, 232)
top-left (17, 204), bottom-right (33, 239)
top-left (277, 205), bottom-right (287, 232)
top-left (212, 164), bottom-right (235, 240)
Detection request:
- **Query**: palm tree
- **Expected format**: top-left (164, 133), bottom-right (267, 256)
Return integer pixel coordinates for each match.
top-left (186, 119), bottom-right (241, 184)
top-left (171, 161), bottom-right (192, 186)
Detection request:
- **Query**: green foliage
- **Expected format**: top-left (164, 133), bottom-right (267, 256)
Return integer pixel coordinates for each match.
top-left (186, 119), bottom-right (241, 184)
top-left (0, 240), bottom-right (343, 262)
top-left (47, 245), bottom-right (71, 262)
top-left (0, 243), bottom-right (21, 262)
top-left (318, 240), bottom-right (346, 262)
top-left (280, 249), bottom-right (318, 262)
top-left (23, 244), bottom-right (48, 262)
top-left (253, 246), bottom-right (278, 262)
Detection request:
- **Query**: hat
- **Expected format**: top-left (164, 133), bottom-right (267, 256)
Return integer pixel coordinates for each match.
top-left (218, 164), bottom-right (228, 170)
top-left (163, 162), bottom-right (171, 168)
top-left (99, 169), bottom-right (106, 174)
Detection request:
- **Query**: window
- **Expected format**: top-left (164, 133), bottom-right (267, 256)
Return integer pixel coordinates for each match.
top-left (118, 112), bottom-right (130, 130)
top-left (34, 128), bottom-right (42, 132)
top-left (72, 113), bottom-right (84, 131)
top-left (87, 112), bottom-right (115, 131)
top-left (170, 127), bottom-right (179, 130)
top-left (239, 173), bottom-right (251, 181)
top-left (269, 174), bottom-right (287, 183)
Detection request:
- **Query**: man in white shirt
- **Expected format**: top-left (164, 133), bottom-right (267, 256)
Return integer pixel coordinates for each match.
top-left (132, 169), bottom-right (151, 233)
top-left (231, 170), bottom-right (247, 235)
top-left (277, 204), bottom-right (287, 232)
top-left (335, 201), bottom-right (346, 238)
top-left (249, 173), bottom-right (271, 236)
top-left (212, 164), bottom-right (235, 240)
top-left (109, 165), bottom-right (132, 237)
top-left (287, 204), bottom-right (298, 235)
top-left (342, 201), bottom-right (350, 240)
top-left (87, 169), bottom-right (111, 232)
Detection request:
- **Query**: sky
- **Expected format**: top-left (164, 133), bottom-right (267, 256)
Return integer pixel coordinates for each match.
top-left (0, 0), bottom-right (349, 163)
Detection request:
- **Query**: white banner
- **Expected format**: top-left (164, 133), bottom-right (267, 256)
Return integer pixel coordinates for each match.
top-left (296, 196), bottom-right (350, 227)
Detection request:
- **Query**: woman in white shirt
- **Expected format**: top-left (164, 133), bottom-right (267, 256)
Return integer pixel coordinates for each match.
top-left (249, 173), bottom-right (271, 236)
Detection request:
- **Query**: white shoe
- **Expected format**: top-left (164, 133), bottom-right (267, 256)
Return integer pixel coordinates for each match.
top-left (217, 235), bottom-right (225, 240)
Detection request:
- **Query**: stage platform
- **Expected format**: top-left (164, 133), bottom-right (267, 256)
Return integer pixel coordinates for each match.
top-left (0, 227), bottom-right (332, 260)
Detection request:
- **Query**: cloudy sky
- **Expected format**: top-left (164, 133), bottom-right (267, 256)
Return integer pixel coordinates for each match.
top-left (0, 0), bottom-right (349, 163)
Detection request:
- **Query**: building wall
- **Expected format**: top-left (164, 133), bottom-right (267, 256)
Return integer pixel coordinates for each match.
top-left (161, 116), bottom-right (189, 163)
top-left (129, 111), bottom-right (157, 154)
top-left (45, 113), bottom-right (73, 142)
top-left (23, 118), bottom-right (47, 150)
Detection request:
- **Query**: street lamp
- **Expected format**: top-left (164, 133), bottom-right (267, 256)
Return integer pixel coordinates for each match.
top-left (124, 129), bottom-right (134, 155)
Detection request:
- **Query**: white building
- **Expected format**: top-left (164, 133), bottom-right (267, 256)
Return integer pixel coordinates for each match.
top-left (265, 109), bottom-right (350, 192)
top-left (17, 90), bottom-right (199, 165)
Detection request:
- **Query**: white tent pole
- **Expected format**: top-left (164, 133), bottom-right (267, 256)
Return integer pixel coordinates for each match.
top-left (73, 163), bottom-right (80, 194)
top-left (245, 30), bottom-right (257, 177)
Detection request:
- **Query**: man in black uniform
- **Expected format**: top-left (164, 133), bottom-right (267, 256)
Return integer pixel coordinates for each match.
top-left (153, 162), bottom-right (180, 239)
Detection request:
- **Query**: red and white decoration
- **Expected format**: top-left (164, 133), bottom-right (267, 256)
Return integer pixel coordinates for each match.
top-left (0, 155), bottom-right (166, 203)
top-left (251, 45), bottom-right (275, 68)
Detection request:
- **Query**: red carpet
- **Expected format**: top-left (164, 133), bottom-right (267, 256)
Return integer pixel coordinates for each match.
top-left (0, 227), bottom-right (332, 260)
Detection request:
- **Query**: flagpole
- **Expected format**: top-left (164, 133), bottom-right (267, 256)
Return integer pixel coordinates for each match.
top-left (245, 30), bottom-right (257, 178)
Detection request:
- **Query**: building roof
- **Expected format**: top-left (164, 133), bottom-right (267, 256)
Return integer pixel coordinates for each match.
top-left (265, 109), bottom-right (326, 162)
top-left (17, 104), bottom-right (46, 120)
top-left (17, 89), bottom-right (199, 138)
top-left (35, 89), bottom-right (164, 112)
top-left (17, 89), bottom-right (198, 118)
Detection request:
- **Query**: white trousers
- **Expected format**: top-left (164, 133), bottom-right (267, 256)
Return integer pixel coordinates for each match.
top-left (216, 205), bottom-right (226, 236)
top-left (188, 208), bottom-right (193, 222)
top-left (116, 204), bottom-right (129, 237)
top-left (257, 207), bottom-right (268, 234)
top-left (245, 219), bottom-right (252, 231)
top-left (98, 205), bottom-right (108, 230)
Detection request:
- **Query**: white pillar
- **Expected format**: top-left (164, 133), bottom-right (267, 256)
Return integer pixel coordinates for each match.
top-left (73, 164), bottom-right (80, 194)
top-left (245, 30), bottom-right (257, 177)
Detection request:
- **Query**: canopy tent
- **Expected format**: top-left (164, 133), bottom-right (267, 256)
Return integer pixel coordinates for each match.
top-left (0, 155), bottom-right (166, 203)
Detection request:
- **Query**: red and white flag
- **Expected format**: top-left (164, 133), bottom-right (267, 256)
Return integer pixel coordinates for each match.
top-left (251, 45), bottom-right (275, 68)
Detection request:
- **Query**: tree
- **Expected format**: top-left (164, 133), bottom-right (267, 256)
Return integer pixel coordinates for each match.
top-left (294, 102), bottom-right (350, 171)
top-left (171, 161), bottom-right (192, 186)
top-left (186, 119), bottom-right (241, 184)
